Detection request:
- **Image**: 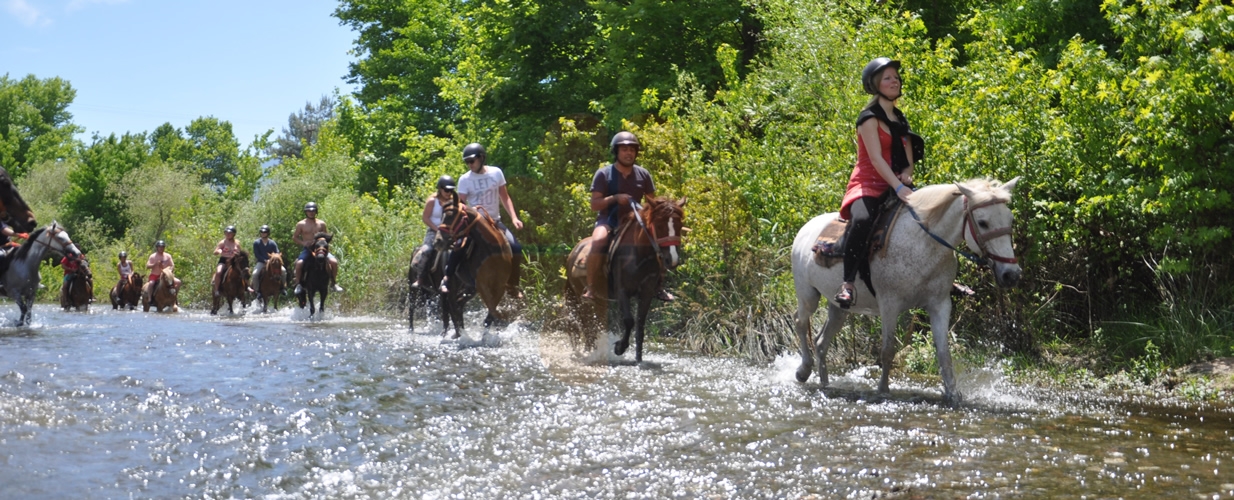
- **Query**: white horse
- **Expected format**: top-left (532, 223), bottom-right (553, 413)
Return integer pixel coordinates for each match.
top-left (791, 178), bottom-right (1022, 403)
top-left (1, 222), bottom-right (83, 325)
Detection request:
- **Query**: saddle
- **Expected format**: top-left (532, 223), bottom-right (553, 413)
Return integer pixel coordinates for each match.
top-left (810, 195), bottom-right (906, 269)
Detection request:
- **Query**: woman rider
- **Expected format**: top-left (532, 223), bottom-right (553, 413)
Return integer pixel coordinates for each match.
top-left (411, 175), bottom-right (455, 290)
top-left (834, 57), bottom-right (918, 308)
top-left (116, 251), bottom-right (133, 292)
top-left (211, 226), bottom-right (242, 298)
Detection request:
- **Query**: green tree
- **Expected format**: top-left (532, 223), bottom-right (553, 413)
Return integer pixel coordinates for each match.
top-left (0, 74), bottom-right (82, 177)
top-left (269, 95), bottom-right (337, 159)
top-left (62, 132), bottom-right (149, 240)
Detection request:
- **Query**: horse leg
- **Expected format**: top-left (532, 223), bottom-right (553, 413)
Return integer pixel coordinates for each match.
top-left (793, 288), bottom-right (822, 382)
top-left (614, 292), bottom-right (634, 356)
top-left (877, 309), bottom-right (903, 394)
top-left (925, 299), bottom-right (961, 404)
top-left (814, 304), bottom-right (849, 387)
top-left (634, 293), bottom-right (654, 363)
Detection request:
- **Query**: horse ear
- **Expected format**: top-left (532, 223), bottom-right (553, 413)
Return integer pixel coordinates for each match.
top-left (1001, 176), bottom-right (1021, 194)
top-left (955, 182), bottom-right (976, 200)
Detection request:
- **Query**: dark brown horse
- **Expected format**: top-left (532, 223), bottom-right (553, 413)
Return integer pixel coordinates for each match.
top-left (295, 233), bottom-right (332, 318)
top-left (256, 252), bottom-right (286, 313)
top-left (406, 242), bottom-right (445, 330)
top-left (564, 196), bottom-right (687, 361)
top-left (111, 273), bottom-right (144, 310)
top-left (142, 268), bottom-right (179, 313)
top-left (211, 250), bottom-right (250, 315)
top-left (0, 166), bottom-right (36, 233)
top-left (434, 194), bottom-right (512, 338)
top-left (60, 259), bottom-right (94, 312)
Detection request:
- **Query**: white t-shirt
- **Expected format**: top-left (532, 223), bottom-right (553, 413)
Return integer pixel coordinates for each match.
top-left (456, 166), bottom-right (507, 223)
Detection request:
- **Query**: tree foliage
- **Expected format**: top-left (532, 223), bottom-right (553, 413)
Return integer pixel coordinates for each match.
top-left (268, 95), bottom-right (337, 159)
top-left (0, 73), bottom-right (82, 177)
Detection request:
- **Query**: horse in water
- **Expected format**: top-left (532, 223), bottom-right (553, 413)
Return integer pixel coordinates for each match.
top-left (0, 222), bottom-right (82, 325)
top-left (564, 196), bottom-right (687, 361)
top-left (790, 178), bottom-right (1022, 404)
top-left (295, 233), bottom-right (332, 317)
top-left (0, 166), bottom-right (37, 233)
top-left (433, 195), bottom-right (512, 338)
top-left (111, 274), bottom-right (144, 310)
top-left (60, 258), bottom-right (94, 312)
top-left (142, 268), bottom-right (179, 313)
top-left (211, 250), bottom-right (250, 315)
top-left (256, 252), bottom-right (285, 313)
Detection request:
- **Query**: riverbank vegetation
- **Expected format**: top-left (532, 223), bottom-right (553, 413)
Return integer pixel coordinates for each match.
top-left (3, 0), bottom-right (1231, 390)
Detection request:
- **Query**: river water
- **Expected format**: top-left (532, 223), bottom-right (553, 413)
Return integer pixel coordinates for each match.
top-left (1, 304), bottom-right (1231, 499)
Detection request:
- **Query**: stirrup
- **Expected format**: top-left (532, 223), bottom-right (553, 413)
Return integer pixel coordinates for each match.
top-left (833, 285), bottom-right (855, 309)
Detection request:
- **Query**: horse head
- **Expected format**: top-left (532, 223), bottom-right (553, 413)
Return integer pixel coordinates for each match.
top-left (311, 232), bottom-right (332, 259)
top-left (233, 250), bottom-right (250, 271)
top-left (956, 177), bottom-right (1021, 288)
top-left (0, 166), bottom-right (36, 233)
top-left (44, 221), bottom-right (82, 259)
top-left (267, 252), bottom-right (284, 276)
top-left (640, 196), bottom-right (688, 269)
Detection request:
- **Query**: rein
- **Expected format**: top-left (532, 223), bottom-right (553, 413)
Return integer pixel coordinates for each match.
top-left (902, 195), bottom-right (1016, 267)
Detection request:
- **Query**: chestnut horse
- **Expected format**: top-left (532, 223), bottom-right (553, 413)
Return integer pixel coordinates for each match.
top-left (0, 166), bottom-right (37, 233)
top-left (211, 250), bottom-right (250, 315)
top-left (256, 252), bottom-right (286, 313)
top-left (60, 258), bottom-right (94, 311)
top-left (564, 196), bottom-right (687, 361)
top-left (434, 193), bottom-right (512, 338)
top-left (295, 233), bottom-right (332, 318)
top-left (111, 274), bottom-right (144, 310)
top-left (142, 268), bottom-right (179, 313)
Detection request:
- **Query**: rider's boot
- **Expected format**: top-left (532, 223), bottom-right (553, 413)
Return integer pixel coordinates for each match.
top-left (581, 253), bottom-right (605, 300)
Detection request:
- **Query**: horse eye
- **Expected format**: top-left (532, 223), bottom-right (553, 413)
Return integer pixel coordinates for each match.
top-left (978, 220), bottom-right (990, 230)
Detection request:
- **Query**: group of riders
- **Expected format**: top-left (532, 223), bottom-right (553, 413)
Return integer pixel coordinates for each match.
top-left (12, 57), bottom-right (962, 313)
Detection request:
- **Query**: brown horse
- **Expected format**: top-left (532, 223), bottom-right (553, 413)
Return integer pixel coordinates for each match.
top-left (110, 273), bottom-right (144, 310)
top-left (211, 250), bottom-right (250, 315)
top-left (142, 268), bottom-right (179, 312)
top-left (564, 196), bottom-right (687, 361)
top-left (256, 252), bottom-right (286, 313)
top-left (0, 166), bottom-right (37, 233)
top-left (295, 233), bottom-right (332, 317)
top-left (406, 242), bottom-right (445, 330)
top-left (435, 194), bottom-right (512, 338)
top-left (60, 259), bottom-right (94, 312)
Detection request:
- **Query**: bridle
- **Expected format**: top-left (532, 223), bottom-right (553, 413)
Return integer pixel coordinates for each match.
top-left (631, 202), bottom-right (683, 250)
top-left (962, 197), bottom-right (1018, 265)
top-left (905, 196), bottom-right (1016, 268)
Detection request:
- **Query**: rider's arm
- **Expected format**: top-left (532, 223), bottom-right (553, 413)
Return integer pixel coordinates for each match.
top-left (498, 185), bottom-right (521, 228)
top-left (292, 223), bottom-right (309, 248)
top-left (214, 240), bottom-right (225, 256)
top-left (422, 198), bottom-right (436, 229)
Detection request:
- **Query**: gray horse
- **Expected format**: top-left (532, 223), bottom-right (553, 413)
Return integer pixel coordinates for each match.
top-left (790, 178), bottom-right (1021, 404)
top-left (2, 222), bottom-right (83, 325)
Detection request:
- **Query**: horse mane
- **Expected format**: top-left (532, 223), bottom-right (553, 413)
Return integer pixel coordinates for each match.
top-left (13, 226), bottom-right (47, 261)
top-left (907, 178), bottom-right (1008, 229)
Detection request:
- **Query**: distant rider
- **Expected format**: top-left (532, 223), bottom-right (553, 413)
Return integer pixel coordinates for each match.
top-left (250, 225), bottom-right (281, 298)
top-left (292, 202), bottom-right (342, 295)
top-left (410, 175), bottom-right (455, 290)
top-left (144, 240), bottom-right (182, 301)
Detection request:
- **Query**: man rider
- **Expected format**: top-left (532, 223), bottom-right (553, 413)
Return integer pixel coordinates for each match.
top-left (143, 240), bottom-right (182, 302)
top-left (292, 202), bottom-right (342, 295)
top-left (250, 225), bottom-right (281, 298)
top-left (0, 222), bottom-right (29, 293)
top-left (442, 143), bottom-right (524, 297)
top-left (582, 131), bottom-right (674, 302)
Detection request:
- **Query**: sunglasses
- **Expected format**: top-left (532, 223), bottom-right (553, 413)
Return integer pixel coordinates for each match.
top-left (465, 158), bottom-right (480, 165)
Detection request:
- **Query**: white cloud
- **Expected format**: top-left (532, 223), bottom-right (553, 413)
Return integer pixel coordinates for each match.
top-left (66, 0), bottom-right (129, 12)
top-left (5, 0), bottom-right (50, 26)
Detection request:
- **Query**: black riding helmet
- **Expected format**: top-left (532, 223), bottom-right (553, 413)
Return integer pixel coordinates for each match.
top-left (119, 251), bottom-right (127, 258)
top-left (462, 143), bottom-right (486, 162)
top-left (862, 57), bottom-right (901, 96)
top-left (437, 174), bottom-right (456, 191)
top-left (610, 131), bottom-right (639, 159)
top-left (224, 225), bottom-right (236, 234)
top-left (259, 224), bottom-right (271, 234)
top-left (304, 201), bottom-right (318, 212)
top-left (155, 240), bottom-right (166, 249)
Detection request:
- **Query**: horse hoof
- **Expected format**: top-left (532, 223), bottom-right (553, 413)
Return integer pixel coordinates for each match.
top-left (614, 342), bottom-right (628, 356)
top-left (795, 365), bottom-right (812, 383)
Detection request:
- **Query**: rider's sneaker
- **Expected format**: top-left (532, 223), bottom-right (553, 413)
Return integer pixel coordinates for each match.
top-left (246, 286), bottom-right (255, 294)
top-left (655, 289), bottom-right (675, 302)
top-left (294, 284), bottom-right (303, 295)
top-left (833, 285), bottom-right (854, 309)
top-left (332, 284), bottom-right (344, 292)
top-left (439, 277), bottom-right (450, 294)
top-left (951, 282), bottom-right (976, 299)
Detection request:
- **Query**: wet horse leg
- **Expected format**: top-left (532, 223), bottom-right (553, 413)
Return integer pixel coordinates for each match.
top-left (877, 306), bottom-right (904, 394)
top-left (813, 304), bottom-right (849, 387)
top-left (633, 292), bottom-right (654, 363)
top-left (925, 299), bottom-right (961, 404)
top-left (793, 287), bottom-right (821, 382)
top-left (614, 291), bottom-right (634, 356)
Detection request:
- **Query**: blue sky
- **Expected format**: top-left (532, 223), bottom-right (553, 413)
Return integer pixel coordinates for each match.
top-left (2, 0), bottom-right (357, 148)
